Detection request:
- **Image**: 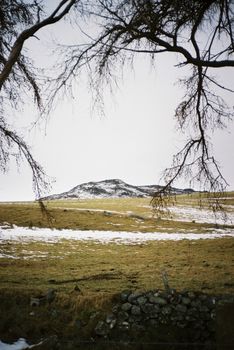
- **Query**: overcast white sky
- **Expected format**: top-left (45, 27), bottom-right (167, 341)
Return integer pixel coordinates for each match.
top-left (0, 2), bottom-right (233, 201)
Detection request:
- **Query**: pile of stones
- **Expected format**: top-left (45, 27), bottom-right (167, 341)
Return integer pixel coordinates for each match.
top-left (95, 289), bottom-right (218, 342)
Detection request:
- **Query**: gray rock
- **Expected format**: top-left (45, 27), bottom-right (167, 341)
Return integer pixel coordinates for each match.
top-left (145, 291), bottom-right (154, 299)
top-left (161, 305), bottom-right (172, 315)
top-left (175, 304), bottom-right (187, 313)
top-left (98, 288), bottom-right (219, 343)
top-left (137, 296), bottom-right (147, 306)
top-left (112, 305), bottom-right (119, 314)
top-left (121, 302), bottom-right (132, 312)
top-left (118, 311), bottom-right (129, 322)
top-left (141, 303), bottom-right (154, 314)
top-left (120, 290), bottom-right (132, 302)
top-left (106, 314), bottom-right (116, 324)
top-left (185, 315), bottom-right (195, 322)
top-left (188, 291), bottom-right (196, 299)
top-left (191, 299), bottom-right (202, 308)
top-left (187, 307), bottom-right (199, 317)
top-left (131, 323), bottom-right (146, 332)
top-left (149, 296), bottom-right (167, 305)
top-left (128, 291), bottom-right (143, 303)
top-left (199, 305), bottom-right (209, 313)
top-left (110, 320), bottom-right (117, 329)
top-left (128, 315), bottom-right (142, 323)
top-left (148, 305), bottom-right (160, 319)
top-left (181, 297), bottom-right (191, 305)
top-left (120, 321), bottom-right (130, 330)
top-left (131, 305), bottom-right (141, 316)
top-left (95, 321), bottom-right (109, 336)
top-left (152, 304), bottom-right (160, 313)
top-left (199, 294), bottom-right (207, 301)
top-left (159, 291), bottom-right (170, 300)
top-left (153, 291), bottom-right (161, 297)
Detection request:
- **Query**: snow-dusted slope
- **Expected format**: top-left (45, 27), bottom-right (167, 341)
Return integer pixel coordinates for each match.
top-left (42, 179), bottom-right (194, 200)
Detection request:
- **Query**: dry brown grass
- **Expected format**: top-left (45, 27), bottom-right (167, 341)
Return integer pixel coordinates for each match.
top-left (0, 195), bottom-right (233, 346)
top-left (0, 194), bottom-right (233, 232)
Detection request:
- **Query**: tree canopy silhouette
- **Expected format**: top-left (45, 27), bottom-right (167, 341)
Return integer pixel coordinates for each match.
top-left (0, 0), bottom-right (76, 198)
top-left (0, 0), bottom-right (233, 207)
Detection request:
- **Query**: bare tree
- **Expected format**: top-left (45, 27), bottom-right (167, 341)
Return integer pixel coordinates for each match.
top-left (1, 0), bottom-right (233, 208)
top-left (0, 0), bottom-right (78, 199)
top-left (51, 0), bottom-right (234, 210)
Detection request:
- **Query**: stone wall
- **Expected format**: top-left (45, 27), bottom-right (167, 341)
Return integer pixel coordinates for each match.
top-left (94, 288), bottom-right (227, 344)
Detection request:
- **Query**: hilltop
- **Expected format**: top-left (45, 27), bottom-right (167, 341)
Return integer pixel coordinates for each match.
top-left (41, 179), bottom-right (194, 200)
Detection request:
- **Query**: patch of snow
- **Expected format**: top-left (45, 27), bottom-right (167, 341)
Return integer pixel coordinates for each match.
top-left (107, 223), bottom-right (122, 226)
top-left (222, 204), bottom-right (234, 210)
top-left (0, 338), bottom-right (45, 350)
top-left (168, 206), bottom-right (234, 224)
top-left (0, 226), bottom-right (233, 246)
top-left (0, 253), bottom-right (19, 259)
top-left (0, 338), bottom-right (29, 350)
top-left (140, 204), bottom-right (234, 224)
top-left (206, 197), bottom-right (234, 200)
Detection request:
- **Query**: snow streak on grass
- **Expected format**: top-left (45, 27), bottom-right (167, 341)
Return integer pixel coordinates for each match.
top-left (1, 225), bottom-right (234, 247)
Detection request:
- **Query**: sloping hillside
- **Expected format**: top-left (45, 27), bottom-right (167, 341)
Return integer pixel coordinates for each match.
top-left (42, 179), bottom-right (193, 200)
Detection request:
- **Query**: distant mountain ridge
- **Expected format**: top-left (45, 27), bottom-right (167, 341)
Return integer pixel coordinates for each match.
top-left (42, 179), bottom-right (194, 200)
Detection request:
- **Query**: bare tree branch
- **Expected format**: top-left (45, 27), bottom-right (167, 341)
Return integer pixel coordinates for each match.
top-left (0, 0), bottom-right (77, 90)
top-left (1, 0), bottom-right (233, 211)
top-left (0, 0), bottom-right (78, 198)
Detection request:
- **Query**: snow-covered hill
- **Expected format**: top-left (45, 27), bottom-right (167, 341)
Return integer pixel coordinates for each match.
top-left (42, 179), bottom-right (194, 200)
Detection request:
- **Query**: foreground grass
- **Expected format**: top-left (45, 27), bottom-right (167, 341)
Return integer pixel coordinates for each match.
top-left (1, 238), bottom-right (233, 294)
top-left (0, 195), bottom-right (233, 346)
top-left (0, 238), bottom-right (233, 345)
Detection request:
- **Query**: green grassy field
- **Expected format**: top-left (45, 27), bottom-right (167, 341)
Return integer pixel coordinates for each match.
top-left (0, 194), bottom-right (233, 346)
top-left (0, 194), bottom-right (233, 295)
top-left (1, 238), bottom-right (233, 294)
top-left (0, 193), bottom-right (234, 232)
top-left (0, 237), bottom-right (233, 345)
